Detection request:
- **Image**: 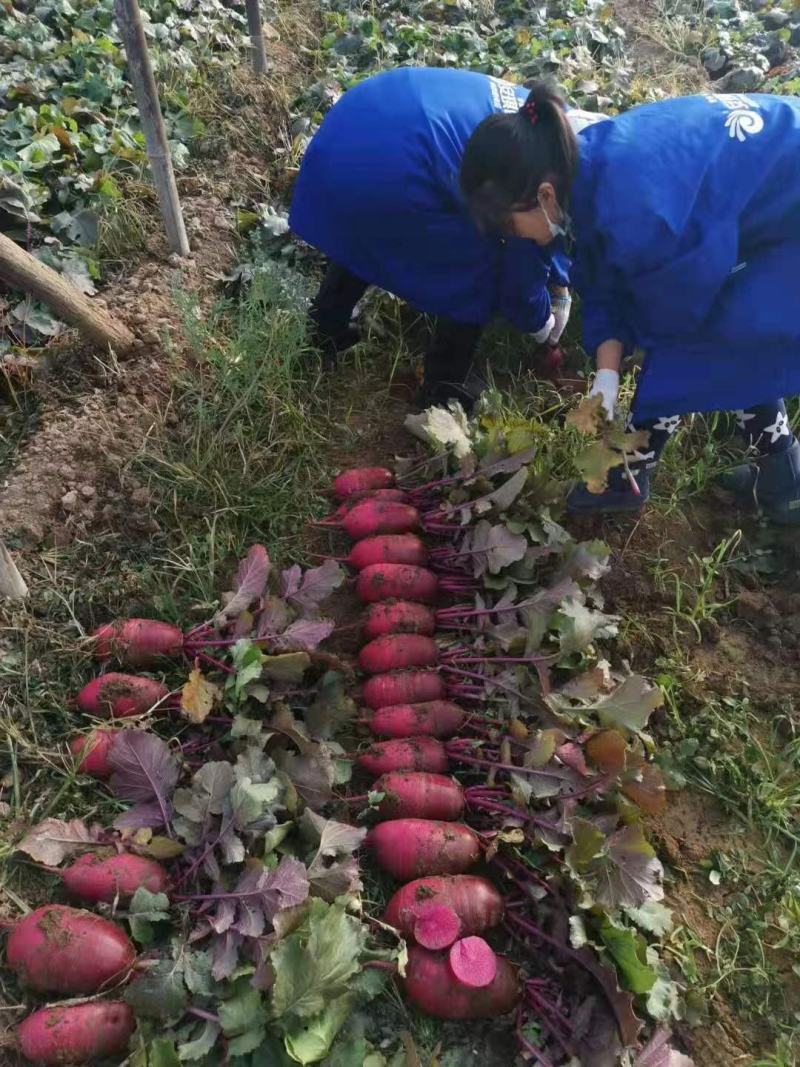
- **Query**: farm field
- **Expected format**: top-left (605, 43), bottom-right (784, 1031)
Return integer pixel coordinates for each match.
top-left (1, 0), bottom-right (800, 1065)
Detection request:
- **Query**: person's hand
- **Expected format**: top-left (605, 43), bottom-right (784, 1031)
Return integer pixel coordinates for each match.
top-left (588, 368), bottom-right (619, 420)
top-left (532, 312), bottom-right (556, 345)
top-left (548, 291), bottom-right (572, 344)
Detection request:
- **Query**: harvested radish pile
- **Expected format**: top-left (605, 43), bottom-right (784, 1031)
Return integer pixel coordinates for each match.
top-left (6, 405), bottom-right (684, 1065)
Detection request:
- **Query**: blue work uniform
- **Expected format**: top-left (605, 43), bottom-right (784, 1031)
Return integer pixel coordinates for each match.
top-left (290, 67), bottom-right (570, 337)
top-left (570, 92), bottom-right (800, 420)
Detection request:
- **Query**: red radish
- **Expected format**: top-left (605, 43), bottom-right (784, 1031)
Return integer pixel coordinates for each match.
top-left (449, 936), bottom-right (498, 989)
top-left (357, 563), bottom-right (438, 604)
top-left (366, 819), bottom-right (480, 879)
top-left (372, 772), bottom-right (464, 820)
top-left (414, 903), bottom-right (462, 949)
top-left (383, 875), bottom-right (505, 938)
top-left (347, 534), bottom-right (428, 571)
top-left (327, 489), bottom-right (410, 523)
top-left (69, 730), bottom-right (117, 778)
top-left (333, 466), bottom-right (394, 499)
top-left (367, 700), bottom-right (465, 739)
top-left (357, 737), bottom-right (448, 777)
top-left (359, 634), bottom-right (439, 674)
top-left (343, 501), bottom-right (420, 540)
top-left (363, 670), bottom-right (445, 710)
top-left (92, 619), bottom-right (183, 666)
top-left (62, 853), bottom-right (168, 904)
top-left (362, 601), bottom-right (436, 640)
top-left (404, 945), bottom-right (520, 1019)
top-left (7, 905), bottom-right (136, 993)
top-left (18, 1001), bottom-right (135, 1065)
top-left (76, 673), bottom-right (170, 718)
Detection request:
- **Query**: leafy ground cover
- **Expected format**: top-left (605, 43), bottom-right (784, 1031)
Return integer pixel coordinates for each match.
top-left (2, 0), bottom-right (800, 1064)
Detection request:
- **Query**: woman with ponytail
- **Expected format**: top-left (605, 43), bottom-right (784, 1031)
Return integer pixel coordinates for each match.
top-left (290, 68), bottom-right (599, 408)
top-left (461, 86), bottom-right (800, 525)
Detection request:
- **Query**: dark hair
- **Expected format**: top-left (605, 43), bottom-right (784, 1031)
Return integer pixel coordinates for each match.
top-left (460, 82), bottom-right (578, 234)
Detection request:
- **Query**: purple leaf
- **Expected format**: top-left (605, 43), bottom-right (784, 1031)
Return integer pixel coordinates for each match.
top-left (634, 1028), bottom-right (694, 1067)
top-left (279, 749), bottom-right (335, 808)
top-left (114, 802), bottom-right (170, 831)
top-left (209, 892), bottom-right (236, 935)
top-left (286, 560), bottom-right (345, 617)
top-left (272, 618), bottom-right (335, 652)
top-left (109, 732), bottom-right (180, 830)
top-left (215, 545), bottom-right (271, 625)
top-left (256, 595), bottom-right (291, 638)
top-left (212, 930), bottom-right (243, 981)
top-left (280, 564), bottom-right (303, 598)
top-left (207, 857), bottom-right (309, 940)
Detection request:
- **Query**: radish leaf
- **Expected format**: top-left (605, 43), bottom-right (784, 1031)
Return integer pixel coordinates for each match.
top-left (598, 919), bottom-right (658, 994)
top-left (215, 544), bottom-right (271, 625)
top-left (16, 817), bottom-right (101, 865)
top-left (285, 559), bottom-right (345, 617)
top-left (109, 731), bottom-right (180, 830)
top-left (300, 809), bottom-right (366, 902)
top-left (273, 617), bottom-right (335, 652)
top-left (270, 898), bottom-right (366, 1020)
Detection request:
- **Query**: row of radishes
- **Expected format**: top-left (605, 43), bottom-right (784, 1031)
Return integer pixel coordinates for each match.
top-left (12, 625), bottom-right (184, 1063)
top-left (330, 467), bottom-right (522, 1019)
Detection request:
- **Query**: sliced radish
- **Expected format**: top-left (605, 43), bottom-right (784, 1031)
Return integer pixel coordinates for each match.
top-left (413, 903), bottom-right (462, 950)
top-left (448, 936), bottom-right (498, 989)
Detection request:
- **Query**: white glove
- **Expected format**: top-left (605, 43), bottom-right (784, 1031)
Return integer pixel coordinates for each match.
top-left (532, 312), bottom-right (556, 345)
top-left (548, 293), bottom-right (572, 344)
top-left (588, 368), bottom-right (619, 420)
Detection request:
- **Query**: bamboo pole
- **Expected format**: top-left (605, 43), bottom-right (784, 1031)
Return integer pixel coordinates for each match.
top-left (0, 233), bottom-right (136, 353)
top-left (245, 0), bottom-right (268, 74)
top-left (114, 0), bottom-right (190, 256)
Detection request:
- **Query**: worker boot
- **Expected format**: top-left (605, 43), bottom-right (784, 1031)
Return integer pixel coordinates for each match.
top-left (566, 463), bottom-right (652, 515)
top-left (719, 439), bottom-right (800, 525)
top-left (416, 368), bottom-right (490, 414)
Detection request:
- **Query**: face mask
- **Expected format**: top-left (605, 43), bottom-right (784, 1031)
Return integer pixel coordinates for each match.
top-left (539, 199), bottom-right (572, 241)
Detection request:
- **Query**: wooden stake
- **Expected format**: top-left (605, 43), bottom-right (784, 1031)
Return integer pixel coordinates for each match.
top-left (0, 542), bottom-right (28, 600)
top-left (245, 0), bottom-right (268, 74)
top-left (0, 233), bottom-right (136, 353)
top-left (114, 0), bottom-right (190, 256)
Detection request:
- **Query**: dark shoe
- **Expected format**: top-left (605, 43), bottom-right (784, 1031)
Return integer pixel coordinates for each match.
top-left (309, 323), bottom-right (361, 370)
top-left (416, 370), bottom-right (489, 414)
top-left (718, 462), bottom-right (756, 497)
top-left (566, 466), bottom-right (651, 514)
top-left (752, 440), bottom-right (800, 525)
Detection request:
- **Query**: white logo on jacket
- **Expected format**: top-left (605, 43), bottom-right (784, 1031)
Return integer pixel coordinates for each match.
top-left (704, 93), bottom-right (764, 141)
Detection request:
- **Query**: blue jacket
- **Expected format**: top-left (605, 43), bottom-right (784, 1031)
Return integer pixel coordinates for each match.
top-left (571, 92), bottom-right (800, 419)
top-left (290, 67), bottom-right (569, 335)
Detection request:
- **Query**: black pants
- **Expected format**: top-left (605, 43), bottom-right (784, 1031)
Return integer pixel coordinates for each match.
top-left (309, 261), bottom-right (482, 389)
top-left (626, 401), bottom-right (794, 474)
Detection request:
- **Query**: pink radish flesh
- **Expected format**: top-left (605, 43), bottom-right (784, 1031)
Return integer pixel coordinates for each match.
top-left (449, 936), bottom-right (498, 989)
top-left (414, 903), bottom-right (462, 949)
